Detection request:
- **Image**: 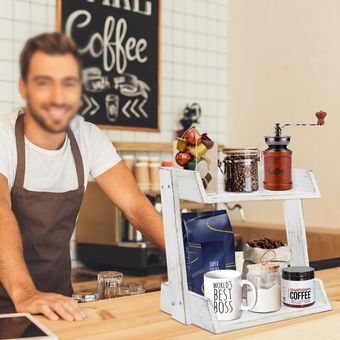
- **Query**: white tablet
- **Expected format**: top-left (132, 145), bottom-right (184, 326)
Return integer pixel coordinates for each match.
top-left (0, 313), bottom-right (58, 340)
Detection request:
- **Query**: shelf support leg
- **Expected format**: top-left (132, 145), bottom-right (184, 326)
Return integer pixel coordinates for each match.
top-left (283, 199), bottom-right (309, 266)
top-left (160, 168), bottom-right (191, 324)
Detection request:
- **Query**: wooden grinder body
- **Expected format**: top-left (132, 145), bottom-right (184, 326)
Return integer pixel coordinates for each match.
top-left (263, 150), bottom-right (292, 190)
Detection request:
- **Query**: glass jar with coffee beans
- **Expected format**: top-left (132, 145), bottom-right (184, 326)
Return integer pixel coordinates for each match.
top-left (221, 148), bottom-right (260, 193)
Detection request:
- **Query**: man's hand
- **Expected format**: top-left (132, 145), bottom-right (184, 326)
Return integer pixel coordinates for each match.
top-left (14, 289), bottom-right (86, 321)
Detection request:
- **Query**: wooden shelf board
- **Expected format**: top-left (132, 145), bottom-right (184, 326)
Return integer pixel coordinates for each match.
top-left (113, 142), bottom-right (172, 152)
top-left (173, 167), bottom-right (321, 203)
top-left (113, 142), bottom-right (225, 153)
top-left (160, 279), bottom-right (332, 334)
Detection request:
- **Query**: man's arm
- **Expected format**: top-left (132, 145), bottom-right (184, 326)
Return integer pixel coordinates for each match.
top-left (96, 161), bottom-right (165, 251)
top-left (0, 175), bottom-right (36, 301)
top-left (0, 174), bottom-right (85, 321)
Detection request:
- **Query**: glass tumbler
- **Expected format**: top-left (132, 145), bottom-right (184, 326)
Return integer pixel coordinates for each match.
top-left (72, 292), bottom-right (99, 303)
top-left (246, 263), bottom-right (281, 313)
top-left (97, 271), bottom-right (123, 299)
top-left (119, 284), bottom-right (145, 297)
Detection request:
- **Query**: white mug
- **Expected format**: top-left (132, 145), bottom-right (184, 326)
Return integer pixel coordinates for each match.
top-left (204, 270), bottom-right (257, 321)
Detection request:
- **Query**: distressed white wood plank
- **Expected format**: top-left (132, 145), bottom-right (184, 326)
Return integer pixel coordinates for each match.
top-left (175, 168), bottom-right (206, 202)
top-left (159, 168), bottom-right (191, 324)
top-left (175, 167), bottom-right (321, 203)
top-left (160, 282), bottom-right (171, 314)
top-left (284, 199), bottom-right (309, 266)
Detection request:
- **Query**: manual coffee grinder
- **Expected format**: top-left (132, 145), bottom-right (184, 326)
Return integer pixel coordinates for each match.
top-left (263, 111), bottom-right (327, 191)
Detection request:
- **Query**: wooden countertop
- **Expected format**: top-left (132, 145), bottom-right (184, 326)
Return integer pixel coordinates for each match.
top-left (72, 268), bottom-right (167, 294)
top-left (37, 268), bottom-right (340, 339)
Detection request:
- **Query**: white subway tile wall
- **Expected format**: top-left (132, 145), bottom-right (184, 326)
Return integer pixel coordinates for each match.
top-left (0, 0), bottom-right (228, 267)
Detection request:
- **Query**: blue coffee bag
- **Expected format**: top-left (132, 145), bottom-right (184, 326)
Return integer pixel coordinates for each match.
top-left (182, 210), bottom-right (235, 295)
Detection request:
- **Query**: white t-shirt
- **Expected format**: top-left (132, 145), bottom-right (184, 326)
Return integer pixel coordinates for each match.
top-left (0, 112), bottom-right (121, 192)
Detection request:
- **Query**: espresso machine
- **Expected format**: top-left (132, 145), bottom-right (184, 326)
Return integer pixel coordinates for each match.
top-left (75, 182), bottom-right (166, 275)
top-left (263, 111), bottom-right (327, 190)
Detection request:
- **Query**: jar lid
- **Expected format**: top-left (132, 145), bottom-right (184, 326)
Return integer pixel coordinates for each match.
top-left (161, 161), bottom-right (173, 167)
top-left (223, 147), bottom-right (258, 155)
top-left (247, 262), bottom-right (280, 272)
top-left (282, 266), bottom-right (315, 280)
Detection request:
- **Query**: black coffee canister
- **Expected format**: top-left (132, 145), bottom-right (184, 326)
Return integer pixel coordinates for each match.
top-left (281, 266), bottom-right (315, 308)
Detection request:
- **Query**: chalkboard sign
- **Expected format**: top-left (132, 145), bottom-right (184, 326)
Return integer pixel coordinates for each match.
top-left (57, 0), bottom-right (160, 131)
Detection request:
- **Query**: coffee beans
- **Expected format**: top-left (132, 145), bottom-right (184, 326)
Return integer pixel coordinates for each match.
top-left (247, 238), bottom-right (286, 249)
top-left (223, 150), bottom-right (259, 193)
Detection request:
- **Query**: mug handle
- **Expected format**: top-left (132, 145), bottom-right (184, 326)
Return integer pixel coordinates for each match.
top-left (240, 280), bottom-right (257, 311)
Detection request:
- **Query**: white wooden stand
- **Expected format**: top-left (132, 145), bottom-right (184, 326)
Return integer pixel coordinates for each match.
top-left (159, 167), bottom-right (332, 334)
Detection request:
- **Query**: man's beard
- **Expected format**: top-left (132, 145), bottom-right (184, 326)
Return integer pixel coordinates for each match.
top-left (27, 102), bottom-right (75, 134)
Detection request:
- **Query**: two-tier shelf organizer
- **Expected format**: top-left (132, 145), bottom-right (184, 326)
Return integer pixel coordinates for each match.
top-left (159, 167), bottom-right (332, 334)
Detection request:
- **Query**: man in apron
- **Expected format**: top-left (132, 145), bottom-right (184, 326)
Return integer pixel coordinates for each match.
top-left (0, 33), bottom-right (165, 321)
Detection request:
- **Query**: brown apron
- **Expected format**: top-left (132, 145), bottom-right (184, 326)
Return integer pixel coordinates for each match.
top-left (0, 113), bottom-right (85, 313)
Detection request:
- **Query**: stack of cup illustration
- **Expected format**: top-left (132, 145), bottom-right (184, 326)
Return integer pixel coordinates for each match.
top-left (149, 157), bottom-right (161, 192)
top-left (134, 156), bottom-right (150, 193)
top-left (124, 155), bottom-right (161, 193)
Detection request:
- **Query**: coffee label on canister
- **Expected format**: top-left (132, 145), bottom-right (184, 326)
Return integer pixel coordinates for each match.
top-left (281, 279), bottom-right (315, 306)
